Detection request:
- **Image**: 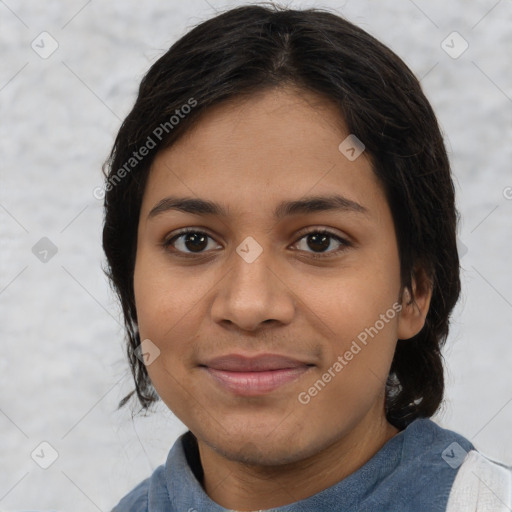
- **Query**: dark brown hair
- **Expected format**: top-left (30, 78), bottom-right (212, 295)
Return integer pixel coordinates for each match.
top-left (102, 3), bottom-right (460, 430)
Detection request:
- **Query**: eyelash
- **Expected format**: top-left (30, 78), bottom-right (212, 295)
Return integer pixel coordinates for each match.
top-left (162, 227), bottom-right (352, 259)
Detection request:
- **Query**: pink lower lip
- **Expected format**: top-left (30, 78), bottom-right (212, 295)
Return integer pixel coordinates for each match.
top-left (204, 367), bottom-right (310, 396)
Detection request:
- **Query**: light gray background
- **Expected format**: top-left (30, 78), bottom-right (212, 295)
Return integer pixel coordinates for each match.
top-left (1, 0), bottom-right (511, 510)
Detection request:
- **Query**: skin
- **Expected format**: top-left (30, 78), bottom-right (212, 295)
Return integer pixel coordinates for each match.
top-left (133, 86), bottom-right (432, 510)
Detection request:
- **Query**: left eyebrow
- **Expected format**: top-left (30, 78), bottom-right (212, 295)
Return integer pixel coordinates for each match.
top-left (147, 194), bottom-right (370, 220)
top-left (274, 194), bottom-right (369, 219)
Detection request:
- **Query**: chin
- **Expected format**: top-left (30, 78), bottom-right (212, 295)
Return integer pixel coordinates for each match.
top-left (196, 417), bottom-right (327, 467)
top-left (211, 435), bottom-right (312, 467)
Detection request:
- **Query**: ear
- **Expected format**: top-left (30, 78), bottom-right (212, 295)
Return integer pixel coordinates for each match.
top-left (397, 266), bottom-right (433, 340)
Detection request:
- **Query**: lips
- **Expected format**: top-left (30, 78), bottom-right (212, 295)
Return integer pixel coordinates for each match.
top-left (200, 353), bottom-right (313, 396)
top-left (203, 353), bottom-right (309, 372)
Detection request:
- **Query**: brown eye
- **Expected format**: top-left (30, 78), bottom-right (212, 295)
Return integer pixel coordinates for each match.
top-left (294, 229), bottom-right (351, 258)
top-left (163, 230), bottom-right (221, 254)
top-left (305, 232), bottom-right (331, 252)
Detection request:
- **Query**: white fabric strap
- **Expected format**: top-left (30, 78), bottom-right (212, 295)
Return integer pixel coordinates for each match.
top-left (446, 449), bottom-right (512, 511)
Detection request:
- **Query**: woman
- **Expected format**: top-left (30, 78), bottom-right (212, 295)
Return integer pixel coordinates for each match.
top-left (102, 4), bottom-right (512, 511)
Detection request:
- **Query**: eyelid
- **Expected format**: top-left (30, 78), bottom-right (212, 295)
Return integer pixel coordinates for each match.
top-left (293, 225), bottom-right (351, 244)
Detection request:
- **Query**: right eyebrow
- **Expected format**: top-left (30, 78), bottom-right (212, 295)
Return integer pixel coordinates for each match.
top-left (148, 196), bottom-right (229, 219)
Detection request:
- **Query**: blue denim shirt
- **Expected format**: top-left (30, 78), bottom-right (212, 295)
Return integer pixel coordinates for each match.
top-left (111, 418), bottom-right (474, 511)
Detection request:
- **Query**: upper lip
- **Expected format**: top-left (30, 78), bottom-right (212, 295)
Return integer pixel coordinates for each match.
top-left (202, 353), bottom-right (311, 372)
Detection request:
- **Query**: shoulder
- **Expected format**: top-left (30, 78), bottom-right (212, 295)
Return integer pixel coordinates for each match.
top-left (110, 463), bottom-right (168, 512)
top-left (110, 476), bottom-right (150, 512)
top-left (110, 431), bottom-right (193, 512)
top-left (399, 418), bottom-right (475, 462)
top-left (447, 450), bottom-right (512, 511)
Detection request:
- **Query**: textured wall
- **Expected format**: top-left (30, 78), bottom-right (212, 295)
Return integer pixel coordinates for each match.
top-left (1, 0), bottom-right (511, 510)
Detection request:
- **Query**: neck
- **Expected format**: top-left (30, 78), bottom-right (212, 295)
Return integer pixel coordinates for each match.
top-left (196, 412), bottom-right (399, 511)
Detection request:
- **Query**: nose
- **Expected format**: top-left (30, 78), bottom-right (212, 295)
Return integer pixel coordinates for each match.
top-left (210, 243), bottom-right (295, 332)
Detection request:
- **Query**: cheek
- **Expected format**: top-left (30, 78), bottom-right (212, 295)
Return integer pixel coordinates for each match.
top-left (133, 266), bottom-right (179, 384)
top-left (133, 249), bottom-right (215, 399)
top-left (299, 266), bottom-right (400, 336)
top-left (298, 266), bottom-right (400, 389)
top-left (134, 249), bottom-right (199, 340)
top-left (133, 254), bottom-right (161, 340)
top-left (297, 305), bottom-right (399, 428)
top-left (133, 252), bottom-right (203, 417)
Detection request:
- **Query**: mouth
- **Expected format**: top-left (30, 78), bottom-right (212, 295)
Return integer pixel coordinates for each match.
top-left (199, 353), bottom-right (314, 396)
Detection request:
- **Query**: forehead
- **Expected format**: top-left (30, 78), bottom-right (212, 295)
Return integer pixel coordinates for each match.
top-left (141, 86), bottom-right (385, 221)
top-left (163, 86), bottom-right (348, 165)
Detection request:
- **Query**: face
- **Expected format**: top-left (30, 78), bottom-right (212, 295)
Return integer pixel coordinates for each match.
top-left (133, 86), bottom-right (425, 467)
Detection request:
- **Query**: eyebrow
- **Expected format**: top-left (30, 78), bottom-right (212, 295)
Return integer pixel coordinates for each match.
top-left (147, 194), bottom-right (369, 220)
